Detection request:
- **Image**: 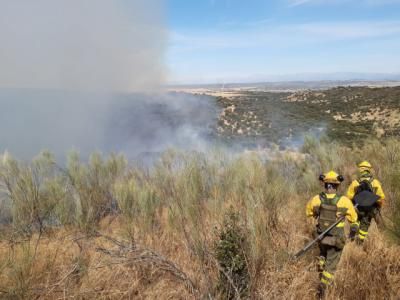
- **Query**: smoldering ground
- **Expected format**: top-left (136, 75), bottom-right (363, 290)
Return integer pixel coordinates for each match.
top-left (104, 93), bottom-right (219, 159)
top-left (0, 89), bottom-right (219, 161)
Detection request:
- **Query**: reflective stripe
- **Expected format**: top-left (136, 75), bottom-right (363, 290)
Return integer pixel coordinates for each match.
top-left (322, 271), bottom-right (334, 279)
top-left (336, 222), bottom-right (345, 228)
top-left (318, 256), bottom-right (326, 270)
top-left (359, 229), bottom-right (368, 235)
top-left (359, 234), bottom-right (366, 240)
top-left (321, 278), bottom-right (331, 285)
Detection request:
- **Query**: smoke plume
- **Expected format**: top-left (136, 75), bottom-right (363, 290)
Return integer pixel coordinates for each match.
top-left (0, 0), bottom-right (165, 91)
top-left (0, 90), bottom-right (218, 160)
top-left (0, 0), bottom-right (220, 160)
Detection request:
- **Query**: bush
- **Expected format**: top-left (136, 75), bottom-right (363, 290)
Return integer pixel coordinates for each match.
top-left (113, 175), bottom-right (159, 238)
top-left (215, 209), bottom-right (249, 299)
top-left (0, 151), bottom-right (64, 234)
top-left (66, 151), bottom-right (127, 232)
top-left (1, 138), bottom-right (400, 298)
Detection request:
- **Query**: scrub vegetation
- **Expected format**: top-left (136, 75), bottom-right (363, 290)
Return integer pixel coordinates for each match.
top-left (0, 138), bottom-right (400, 299)
top-left (216, 86), bottom-right (400, 147)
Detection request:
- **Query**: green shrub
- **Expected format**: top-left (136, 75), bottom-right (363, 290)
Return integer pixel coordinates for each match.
top-left (0, 151), bottom-right (64, 234)
top-left (215, 209), bottom-right (249, 299)
top-left (113, 175), bottom-right (159, 237)
top-left (66, 151), bottom-right (127, 232)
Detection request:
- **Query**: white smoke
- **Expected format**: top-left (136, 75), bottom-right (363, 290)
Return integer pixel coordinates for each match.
top-left (0, 90), bottom-right (218, 160)
top-left (0, 0), bottom-right (166, 92)
top-left (0, 0), bottom-right (222, 161)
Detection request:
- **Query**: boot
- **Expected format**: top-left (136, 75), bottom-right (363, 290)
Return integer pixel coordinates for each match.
top-left (317, 283), bottom-right (326, 299)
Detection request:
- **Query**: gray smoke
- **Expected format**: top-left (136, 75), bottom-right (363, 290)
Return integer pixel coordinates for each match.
top-left (0, 1), bottom-right (220, 160)
top-left (0, 0), bottom-right (165, 91)
top-left (104, 93), bottom-right (218, 158)
top-left (0, 90), bottom-right (218, 160)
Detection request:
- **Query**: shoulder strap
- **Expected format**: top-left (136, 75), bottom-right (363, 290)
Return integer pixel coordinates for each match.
top-left (319, 192), bottom-right (327, 203)
top-left (331, 194), bottom-right (341, 205)
top-left (319, 193), bottom-right (340, 205)
top-left (358, 175), bottom-right (374, 183)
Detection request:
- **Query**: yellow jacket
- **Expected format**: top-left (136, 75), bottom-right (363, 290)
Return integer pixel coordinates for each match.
top-left (306, 193), bottom-right (358, 225)
top-left (346, 178), bottom-right (385, 207)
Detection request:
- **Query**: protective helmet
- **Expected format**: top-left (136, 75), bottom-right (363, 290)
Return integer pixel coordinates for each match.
top-left (319, 171), bottom-right (344, 184)
top-left (358, 161), bottom-right (372, 173)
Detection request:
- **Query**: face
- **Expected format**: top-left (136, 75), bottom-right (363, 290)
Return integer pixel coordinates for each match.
top-left (325, 183), bottom-right (338, 193)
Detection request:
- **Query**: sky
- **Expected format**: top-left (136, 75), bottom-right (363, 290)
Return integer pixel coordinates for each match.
top-left (167, 0), bottom-right (400, 84)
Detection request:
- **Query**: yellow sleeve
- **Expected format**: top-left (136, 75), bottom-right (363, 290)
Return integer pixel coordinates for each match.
top-left (338, 196), bottom-right (358, 223)
top-left (306, 195), bottom-right (321, 218)
top-left (373, 179), bottom-right (385, 206)
top-left (346, 180), bottom-right (359, 201)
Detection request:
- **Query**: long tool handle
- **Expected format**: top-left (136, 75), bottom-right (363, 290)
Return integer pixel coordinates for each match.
top-left (293, 215), bottom-right (345, 259)
top-left (293, 204), bottom-right (358, 260)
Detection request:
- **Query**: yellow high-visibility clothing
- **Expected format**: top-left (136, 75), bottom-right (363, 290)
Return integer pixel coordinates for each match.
top-left (346, 179), bottom-right (385, 206)
top-left (306, 193), bottom-right (358, 224)
top-left (306, 193), bottom-right (356, 289)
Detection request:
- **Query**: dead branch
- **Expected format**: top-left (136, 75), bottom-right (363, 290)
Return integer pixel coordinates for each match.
top-left (94, 232), bottom-right (200, 298)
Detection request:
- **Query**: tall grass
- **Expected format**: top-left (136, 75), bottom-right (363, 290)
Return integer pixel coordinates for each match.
top-left (0, 151), bottom-right (65, 235)
top-left (0, 139), bottom-right (400, 299)
top-left (66, 151), bottom-right (127, 231)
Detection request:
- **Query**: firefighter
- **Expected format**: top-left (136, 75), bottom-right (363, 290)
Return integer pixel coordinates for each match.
top-left (347, 161), bottom-right (385, 242)
top-left (306, 171), bottom-right (358, 293)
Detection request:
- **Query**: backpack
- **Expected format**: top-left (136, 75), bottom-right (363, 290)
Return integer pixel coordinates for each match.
top-left (317, 193), bottom-right (344, 247)
top-left (318, 193), bottom-right (341, 232)
top-left (354, 177), bottom-right (379, 212)
top-left (355, 177), bottom-right (374, 195)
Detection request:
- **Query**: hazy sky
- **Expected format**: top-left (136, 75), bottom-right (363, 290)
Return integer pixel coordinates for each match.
top-left (0, 1), bottom-right (399, 87)
top-left (167, 0), bottom-right (400, 84)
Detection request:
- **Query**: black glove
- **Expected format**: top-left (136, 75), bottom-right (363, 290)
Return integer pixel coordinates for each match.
top-left (313, 206), bottom-right (320, 218)
top-left (349, 225), bottom-right (358, 241)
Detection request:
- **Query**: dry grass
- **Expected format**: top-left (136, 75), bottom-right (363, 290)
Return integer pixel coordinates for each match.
top-left (0, 138), bottom-right (400, 299)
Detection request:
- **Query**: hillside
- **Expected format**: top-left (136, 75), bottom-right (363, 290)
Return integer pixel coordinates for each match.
top-left (1, 86), bottom-right (400, 299)
top-left (0, 138), bottom-right (400, 299)
top-left (214, 86), bottom-right (400, 147)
